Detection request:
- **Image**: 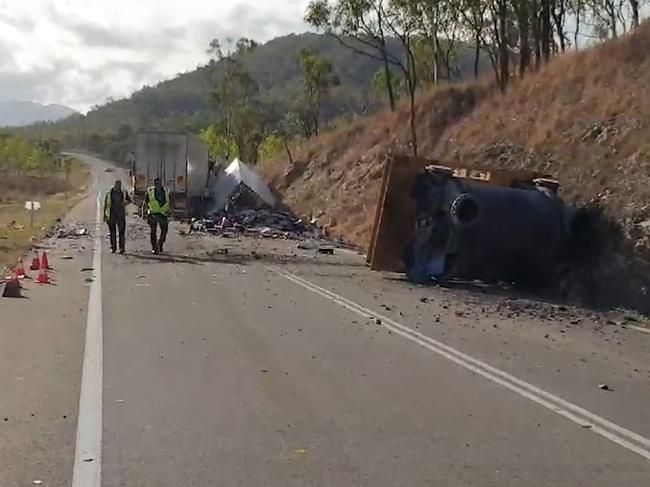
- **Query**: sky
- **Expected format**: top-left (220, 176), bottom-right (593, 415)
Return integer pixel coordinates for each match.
top-left (0, 0), bottom-right (311, 112)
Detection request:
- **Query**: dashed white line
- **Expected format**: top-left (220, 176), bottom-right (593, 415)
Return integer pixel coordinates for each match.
top-left (269, 266), bottom-right (650, 461)
top-left (71, 192), bottom-right (103, 487)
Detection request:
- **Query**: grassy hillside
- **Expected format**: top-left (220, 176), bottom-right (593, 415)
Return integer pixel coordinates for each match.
top-left (22, 33), bottom-right (482, 147)
top-left (258, 21), bottom-right (650, 312)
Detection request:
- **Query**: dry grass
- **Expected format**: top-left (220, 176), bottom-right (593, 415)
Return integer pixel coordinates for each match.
top-left (0, 159), bottom-right (91, 273)
top-left (258, 80), bottom-right (491, 248)
top-left (259, 21), bottom-right (650, 250)
top-left (258, 21), bottom-right (650, 311)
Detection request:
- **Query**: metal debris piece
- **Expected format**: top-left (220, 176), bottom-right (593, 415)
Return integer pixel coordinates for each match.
top-left (49, 221), bottom-right (91, 239)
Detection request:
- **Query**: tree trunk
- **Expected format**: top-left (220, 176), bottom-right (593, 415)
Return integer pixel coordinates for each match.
top-left (408, 84), bottom-right (418, 156)
top-left (607, 2), bottom-right (618, 38)
top-left (551, 0), bottom-right (567, 52)
top-left (530, 0), bottom-right (542, 68)
top-left (432, 37), bottom-right (440, 84)
top-left (474, 32), bottom-right (481, 79)
top-left (574, 4), bottom-right (581, 49)
top-left (541, 0), bottom-right (552, 63)
top-left (514, 0), bottom-right (531, 76)
top-left (378, 12), bottom-right (396, 112)
top-left (630, 0), bottom-right (640, 28)
top-left (282, 137), bottom-right (293, 165)
top-left (498, 0), bottom-right (509, 90)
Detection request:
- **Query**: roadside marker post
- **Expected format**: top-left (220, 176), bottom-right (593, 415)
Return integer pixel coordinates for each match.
top-left (24, 201), bottom-right (41, 228)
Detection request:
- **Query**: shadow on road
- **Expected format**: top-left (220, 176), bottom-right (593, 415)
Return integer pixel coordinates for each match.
top-left (125, 250), bottom-right (366, 269)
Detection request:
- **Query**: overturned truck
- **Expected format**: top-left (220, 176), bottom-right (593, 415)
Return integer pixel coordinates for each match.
top-left (368, 155), bottom-right (590, 289)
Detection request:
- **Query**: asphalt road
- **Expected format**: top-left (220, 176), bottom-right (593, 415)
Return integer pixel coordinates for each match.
top-left (2, 154), bottom-right (650, 486)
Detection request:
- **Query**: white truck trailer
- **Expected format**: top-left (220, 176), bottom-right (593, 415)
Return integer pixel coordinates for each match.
top-left (131, 130), bottom-right (213, 218)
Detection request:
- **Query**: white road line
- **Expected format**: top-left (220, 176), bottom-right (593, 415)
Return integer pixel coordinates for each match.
top-left (269, 267), bottom-right (650, 461)
top-left (629, 324), bottom-right (650, 335)
top-left (71, 192), bottom-right (103, 487)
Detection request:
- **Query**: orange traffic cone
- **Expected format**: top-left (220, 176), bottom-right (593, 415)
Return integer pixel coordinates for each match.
top-left (15, 260), bottom-right (27, 279)
top-left (2, 271), bottom-right (22, 298)
top-left (30, 253), bottom-right (40, 271)
top-left (35, 266), bottom-right (51, 285)
top-left (40, 251), bottom-right (51, 270)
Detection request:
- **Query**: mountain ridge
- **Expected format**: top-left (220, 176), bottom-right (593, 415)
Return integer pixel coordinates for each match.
top-left (0, 100), bottom-right (77, 127)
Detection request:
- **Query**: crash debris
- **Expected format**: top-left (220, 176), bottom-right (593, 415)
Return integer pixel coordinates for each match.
top-left (47, 221), bottom-right (90, 239)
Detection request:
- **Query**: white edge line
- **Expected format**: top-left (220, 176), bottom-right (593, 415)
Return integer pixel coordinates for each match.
top-left (269, 266), bottom-right (650, 461)
top-left (71, 191), bottom-right (103, 487)
top-left (280, 269), bottom-right (650, 449)
top-left (629, 325), bottom-right (650, 335)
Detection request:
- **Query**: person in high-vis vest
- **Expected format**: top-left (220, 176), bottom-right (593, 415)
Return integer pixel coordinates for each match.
top-left (103, 180), bottom-right (130, 254)
top-left (143, 178), bottom-right (172, 254)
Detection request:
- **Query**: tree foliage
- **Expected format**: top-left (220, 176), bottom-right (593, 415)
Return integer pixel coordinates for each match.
top-left (299, 48), bottom-right (338, 136)
top-left (0, 133), bottom-right (63, 173)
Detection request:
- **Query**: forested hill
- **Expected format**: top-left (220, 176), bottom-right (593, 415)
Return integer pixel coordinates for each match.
top-left (27, 33), bottom-right (481, 144)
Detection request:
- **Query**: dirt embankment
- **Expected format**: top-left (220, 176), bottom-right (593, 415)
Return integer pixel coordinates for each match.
top-left (0, 160), bottom-right (91, 272)
top-left (258, 21), bottom-right (650, 313)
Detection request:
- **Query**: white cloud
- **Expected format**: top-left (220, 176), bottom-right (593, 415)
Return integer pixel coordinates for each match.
top-left (0, 0), bottom-right (311, 111)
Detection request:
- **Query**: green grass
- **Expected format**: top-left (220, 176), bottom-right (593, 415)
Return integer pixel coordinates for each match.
top-left (0, 159), bottom-right (91, 274)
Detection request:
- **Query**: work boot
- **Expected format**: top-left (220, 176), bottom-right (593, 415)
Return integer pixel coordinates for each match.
top-left (111, 248), bottom-right (116, 254)
top-left (119, 248), bottom-right (126, 255)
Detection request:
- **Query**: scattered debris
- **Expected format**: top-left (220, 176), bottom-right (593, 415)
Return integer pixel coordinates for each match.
top-left (80, 267), bottom-right (94, 272)
top-left (48, 222), bottom-right (90, 239)
top-left (62, 255), bottom-right (73, 260)
top-left (318, 247), bottom-right (334, 255)
top-left (189, 208), bottom-right (326, 241)
top-left (598, 384), bottom-right (611, 391)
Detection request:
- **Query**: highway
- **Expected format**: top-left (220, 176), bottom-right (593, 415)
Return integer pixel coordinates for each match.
top-left (2, 154), bottom-right (650, 486)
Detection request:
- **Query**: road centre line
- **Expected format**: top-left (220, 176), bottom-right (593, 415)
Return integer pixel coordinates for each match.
top-left (268, 266), bottom-right (650, 461)
top-left (71, 191), bottom-right (103, 487)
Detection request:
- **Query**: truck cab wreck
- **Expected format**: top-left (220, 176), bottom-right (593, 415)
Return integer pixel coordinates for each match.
top-left (369, 155), bottom-right (590, 290)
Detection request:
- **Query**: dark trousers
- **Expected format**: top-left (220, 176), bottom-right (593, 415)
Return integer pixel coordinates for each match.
top-left (107, 216), bottom-right (126, 252)
top-left (148, 214), bottom-right (169, 252)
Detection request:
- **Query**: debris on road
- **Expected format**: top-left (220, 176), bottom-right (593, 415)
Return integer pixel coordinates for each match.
top-left (598, 383), bottom-right (611, 391)
top-left (48, 221), bottom-right (90, 239)
top-left (189, 208), bottom-right (325, 241)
